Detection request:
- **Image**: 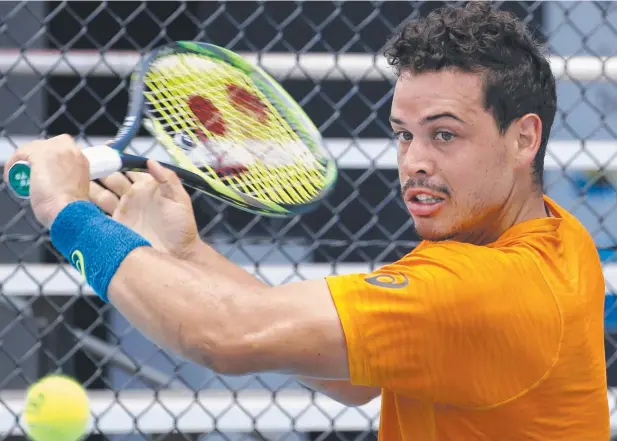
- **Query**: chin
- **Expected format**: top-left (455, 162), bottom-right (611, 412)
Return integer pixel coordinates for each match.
top-left (415, 231), bottom-right (457, 243)
top-left (413, 220), bottom-right (458, 243)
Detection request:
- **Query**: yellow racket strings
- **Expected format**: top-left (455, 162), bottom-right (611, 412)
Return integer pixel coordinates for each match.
top-left (143, 53), bottom-right (327, 205)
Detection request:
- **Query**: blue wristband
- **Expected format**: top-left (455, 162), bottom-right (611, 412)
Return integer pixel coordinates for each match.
top-left (50, 200), bottom-right (152, 302)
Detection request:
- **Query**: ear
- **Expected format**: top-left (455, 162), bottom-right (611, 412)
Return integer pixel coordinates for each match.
top-left (513, 113), bottom-right (543, 169)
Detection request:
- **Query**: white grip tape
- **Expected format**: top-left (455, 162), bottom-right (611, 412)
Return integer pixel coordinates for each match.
top-left (82, 145), bottom-right (123, 180)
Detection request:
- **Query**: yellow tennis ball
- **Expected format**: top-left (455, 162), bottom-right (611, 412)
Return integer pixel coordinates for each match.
top-left (23, 374), bottom-right (90, 441)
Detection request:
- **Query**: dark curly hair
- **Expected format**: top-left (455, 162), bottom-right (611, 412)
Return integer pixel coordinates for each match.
top-left (383, 2), bottom-right (556, 189)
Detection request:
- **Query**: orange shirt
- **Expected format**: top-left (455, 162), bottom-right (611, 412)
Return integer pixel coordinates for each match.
top-left (325, 195), bottom-right (609, 440)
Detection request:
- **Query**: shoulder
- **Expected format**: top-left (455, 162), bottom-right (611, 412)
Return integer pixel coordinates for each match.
top-left (399, 238), bottom-right (567, 320)
top-left (328, 237), bottom-right (549, 293)
top-left (328, 239), bottom-right (549, 309)
top-left (402, 239), bottom-right (536, 280)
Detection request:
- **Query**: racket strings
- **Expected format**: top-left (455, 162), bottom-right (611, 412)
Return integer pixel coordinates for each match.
top-left (147, 113), bottom-right (325, 204)
top-left (144, 109), bottom-right (324, 204)
top-left (144, 56), bottom-right (320, 158)
top-left (148, 54), bottom-right (320, 164)
top-left (222, 165), bottom-right (324, 202)
top-left (143, 53), bottom-right (328, 205)
top-left (217, 165), bottom-right (318, 203)
top-left (147, 55), bottom-right (300, 150)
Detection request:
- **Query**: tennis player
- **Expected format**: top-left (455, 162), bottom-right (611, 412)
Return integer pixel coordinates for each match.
top-left (4, 3), bottom-right (609, 440)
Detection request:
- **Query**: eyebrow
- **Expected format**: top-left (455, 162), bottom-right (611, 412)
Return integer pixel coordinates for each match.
top-left (389, 112), bottom-right (466, 126)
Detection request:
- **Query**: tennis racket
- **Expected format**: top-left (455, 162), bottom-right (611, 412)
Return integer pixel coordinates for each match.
top-left (6, 41), bottom-right (337, 217)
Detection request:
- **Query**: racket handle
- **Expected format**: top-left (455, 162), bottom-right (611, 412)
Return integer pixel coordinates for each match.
top-left (7, 145), bottom-right (123, 199)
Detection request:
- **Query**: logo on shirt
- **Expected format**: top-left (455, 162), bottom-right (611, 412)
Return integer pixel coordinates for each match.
top-left (71, 250), bottom-right (86, 278)
top-left (364, 271), bottom-right (409, 289)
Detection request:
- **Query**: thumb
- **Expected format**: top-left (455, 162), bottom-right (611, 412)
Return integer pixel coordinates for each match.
top-left (147, 159), bottom-right (184, 200)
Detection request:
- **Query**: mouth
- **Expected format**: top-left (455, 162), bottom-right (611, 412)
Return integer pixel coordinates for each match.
top-left (410, 193), bottom-right (444, 204)
top-left (404, 190), bottom-right (447, 217)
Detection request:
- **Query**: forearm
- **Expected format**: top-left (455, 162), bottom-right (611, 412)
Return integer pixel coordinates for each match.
top-left (107, 246), bottom-right (265, 372)
top-left (104, 243), bottom-right (350, 379)
top-left (186, 240), bottom-right (266, 288)
top-left (297, 377), bottom-right (381, 407)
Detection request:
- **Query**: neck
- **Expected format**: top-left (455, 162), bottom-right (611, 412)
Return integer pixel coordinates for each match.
top-left (455, 188), bottom-right (549, 246)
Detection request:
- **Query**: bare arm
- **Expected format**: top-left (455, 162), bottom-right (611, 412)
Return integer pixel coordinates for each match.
top-left (183, 241), bottom-right (381, 405)
top-left (88, 169), bottom-right (379, 401)
top-left (185, 240), bottom-right (266, 288)
top-left (107, 245), bottom-right (350, 378)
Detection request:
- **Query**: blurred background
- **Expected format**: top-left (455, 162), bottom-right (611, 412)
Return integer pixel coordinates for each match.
top-left (0, 1), bottom-right (616, 440)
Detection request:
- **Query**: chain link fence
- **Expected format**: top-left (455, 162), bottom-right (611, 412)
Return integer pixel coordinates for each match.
top-left (0, 1), bottom-right (616, 440)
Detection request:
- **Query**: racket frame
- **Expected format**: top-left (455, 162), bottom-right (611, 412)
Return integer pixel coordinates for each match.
top-left (6, 41), bottom-right (337, 217)
top-left (111, 41), bottom-right (337, 217)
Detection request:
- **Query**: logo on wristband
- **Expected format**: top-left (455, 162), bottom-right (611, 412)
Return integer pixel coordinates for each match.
top-left (71, 250), bottom-right (85, 278)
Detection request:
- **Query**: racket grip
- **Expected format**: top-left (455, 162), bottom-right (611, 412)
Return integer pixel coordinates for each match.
top-left (7, 145), bottom-right (123, 199)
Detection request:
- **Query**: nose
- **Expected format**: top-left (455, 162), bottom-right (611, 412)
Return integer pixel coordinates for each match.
top-left (398, 140), bottom-right (436, 177)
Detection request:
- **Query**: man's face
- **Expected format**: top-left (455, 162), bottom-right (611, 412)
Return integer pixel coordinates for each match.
top-left (391, 69), bottom-right (521, 244)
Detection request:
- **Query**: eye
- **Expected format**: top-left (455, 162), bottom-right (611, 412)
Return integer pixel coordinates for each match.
top-left (435, 131), bottom-right (456, 142)
top-left (392, 130), bottom-right (413, 142)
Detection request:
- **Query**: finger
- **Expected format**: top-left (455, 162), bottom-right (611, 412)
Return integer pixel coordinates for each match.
top-left (116, 177), bottom-right (157, 215)
top-left (89, 181), bottom-right (120, 215)
top-left (97, 172), bottom-right (134, 197)
top-left (4, 135), bottom-right (79, 182)
top-left (147, 160), bottom-right (184, 200)
top-left (125, 170), bottom-right (152, 183)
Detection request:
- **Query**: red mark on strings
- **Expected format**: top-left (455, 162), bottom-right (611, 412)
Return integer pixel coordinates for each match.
top-left (227, 84), bottom-right (269, 124)
top-left (186, 88), bottom-right (266, 180)
top-left (187, 95), bottom-right (226, 136)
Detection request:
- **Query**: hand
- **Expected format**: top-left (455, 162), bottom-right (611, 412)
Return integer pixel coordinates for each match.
top-left (88, 160), bottom-right (201, 260)
top-left (3, 135), bottom-right (90, 228)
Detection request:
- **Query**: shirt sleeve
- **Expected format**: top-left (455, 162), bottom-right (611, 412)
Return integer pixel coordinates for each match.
top-left (325, 242), bottom-right (562, 408)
